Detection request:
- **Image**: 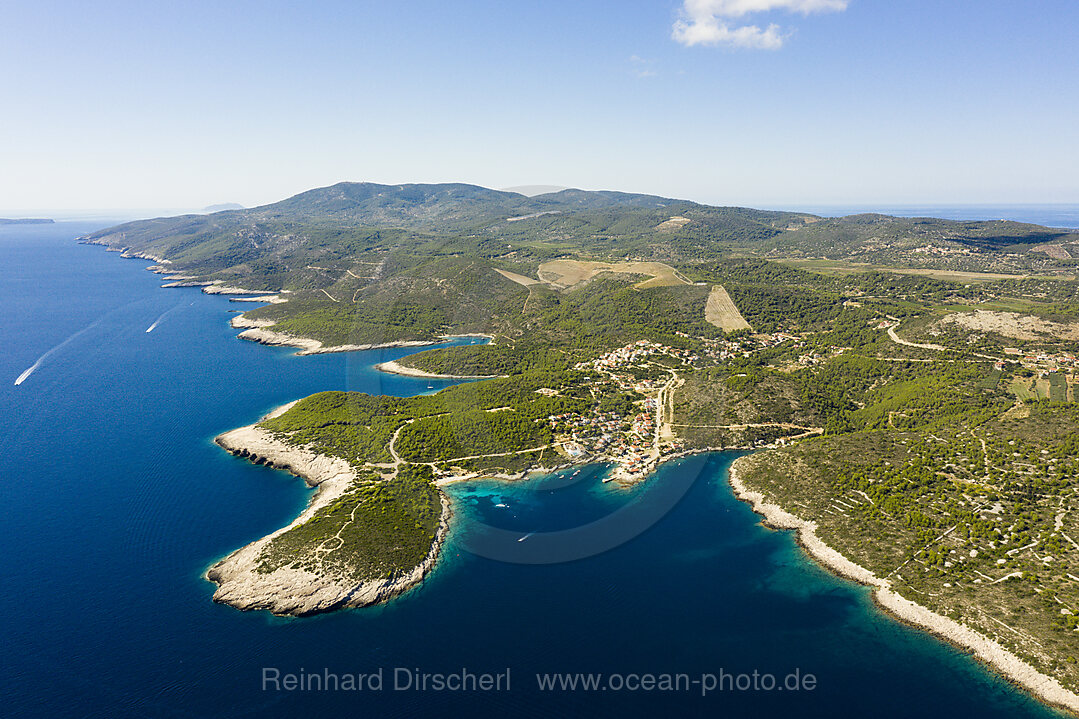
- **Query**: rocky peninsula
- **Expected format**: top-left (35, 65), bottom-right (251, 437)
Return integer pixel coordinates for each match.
top-left (228, 316), bottom-right (441, 356)
top-left (375, 359), bottom-right (498, 379)
top-left (207, 402), bottom-right (450, 617)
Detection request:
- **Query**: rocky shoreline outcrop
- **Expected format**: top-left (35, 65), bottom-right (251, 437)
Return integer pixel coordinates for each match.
top-left (228, 315), bottom-right (442, 356)
top-left (375, 359), bottom-right (498, 379)
top-left (206, 403), bottom-right (451, 617)
top-left (728, 455), bottom-right (1079, 715)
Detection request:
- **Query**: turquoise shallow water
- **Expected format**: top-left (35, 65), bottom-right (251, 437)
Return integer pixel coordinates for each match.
top-left (0, 221), bottom-right (1067, 717)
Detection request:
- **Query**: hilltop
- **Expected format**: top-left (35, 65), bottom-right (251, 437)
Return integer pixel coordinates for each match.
top-left (83, 182), bottom-right (1079, 280)
top-left (79, 182), bottom-right (1079, 353)
top-left (83, 181), bottom-right (1079, 708)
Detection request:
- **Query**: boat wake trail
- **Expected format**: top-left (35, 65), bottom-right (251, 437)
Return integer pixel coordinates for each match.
top-left (14, 362), bottom-right (42, 386)
top-left (145, 301), bottom-right (187, 333)
top-left (14, 317), bottom-right (106, 386)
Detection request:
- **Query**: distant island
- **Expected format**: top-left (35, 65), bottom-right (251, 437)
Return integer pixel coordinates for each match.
top-left (202, 203), bottom-right (244, 212)
top-left (0, 218), bottom-right (53, 224)
top-left (83, 181), bottom-right (1079, 713)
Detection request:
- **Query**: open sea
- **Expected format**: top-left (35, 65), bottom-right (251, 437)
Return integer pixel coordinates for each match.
top-left (1, 215), bottom-right (1073, 717)
top-left (775, 204), bottom-right (1079, 229)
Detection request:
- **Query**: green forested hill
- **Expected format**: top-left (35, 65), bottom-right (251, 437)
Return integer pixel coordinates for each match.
top-left (77, 181), bottom-right (1079, 350)
top-left (80, 181), bottom-right (804, 272)
top-left (83, 182), bottom-right (1079, 287)
top-left (130, 180), bottom-right (1079, 689)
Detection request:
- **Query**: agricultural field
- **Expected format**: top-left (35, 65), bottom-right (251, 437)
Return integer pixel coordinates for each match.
top-left (704, 284), bottom-right (753, 331)
top-left (536, 259), bottom-right (689, 291)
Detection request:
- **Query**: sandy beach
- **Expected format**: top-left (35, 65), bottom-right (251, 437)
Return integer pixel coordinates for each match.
top-left (727, 455), bottom-right (1079, 715)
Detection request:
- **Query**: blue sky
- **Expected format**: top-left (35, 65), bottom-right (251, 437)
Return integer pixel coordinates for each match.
top-left (2, 0), bottom-right (1077, 211)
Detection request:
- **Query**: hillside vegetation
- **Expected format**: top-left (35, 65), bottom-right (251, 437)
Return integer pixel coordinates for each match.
top-left (83, 182), bottom-right (1079, 348)
top-left (98, 182), bottom-right (1079, 694)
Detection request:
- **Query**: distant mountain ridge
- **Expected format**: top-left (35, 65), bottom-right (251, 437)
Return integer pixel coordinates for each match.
top-left (81, 181), bottom-right (1079, 287)
top-left (240, 181), bottom-right (684, 227)
top-left (80, 181), bottom-right (803, 277)
top-left (502, 184), bottom-right (568, 196)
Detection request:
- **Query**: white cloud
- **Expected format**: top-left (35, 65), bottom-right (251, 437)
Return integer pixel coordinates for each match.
top-left (628, 55), bottom-right (659, 78)
top-left (672, 0), bottom-right (848, 50)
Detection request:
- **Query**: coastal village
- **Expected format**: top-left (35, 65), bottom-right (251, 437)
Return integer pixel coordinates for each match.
top-left (536, 333), bottom-right (809, 483)
top-left (564, 339), bottom-right (684, 481)
top-left (525, 314), bottom-right (1078, 484)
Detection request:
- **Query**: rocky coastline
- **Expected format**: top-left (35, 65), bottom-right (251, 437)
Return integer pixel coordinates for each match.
top-left (375, 359), bottom-right (498, 379)
top-left (206, 402), bottom-right (451, 617)
top-left (727, 455), bottom-right (1079, 715)
top-left (227, 316), bottom-right (440, 356)
top-left (228, 316), bottom-right (493, 358)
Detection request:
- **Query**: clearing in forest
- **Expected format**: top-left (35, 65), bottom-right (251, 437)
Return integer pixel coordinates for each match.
top-left (704, 285), bottom-right (752, 332)
top-left (536, 260), bottom-right (690, 291)
top-left (655, 216), bottom-right (691, 233)
top-left (494, 268), bottom-right (542, 287)
top-left (939, 310), bottom-right (1079, 341)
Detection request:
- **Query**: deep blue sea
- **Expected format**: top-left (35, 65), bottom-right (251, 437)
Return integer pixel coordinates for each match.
top-left (775, 204), bottom-right (1079, 229)
top-left (0, 220), bottom-right (1070, 718)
